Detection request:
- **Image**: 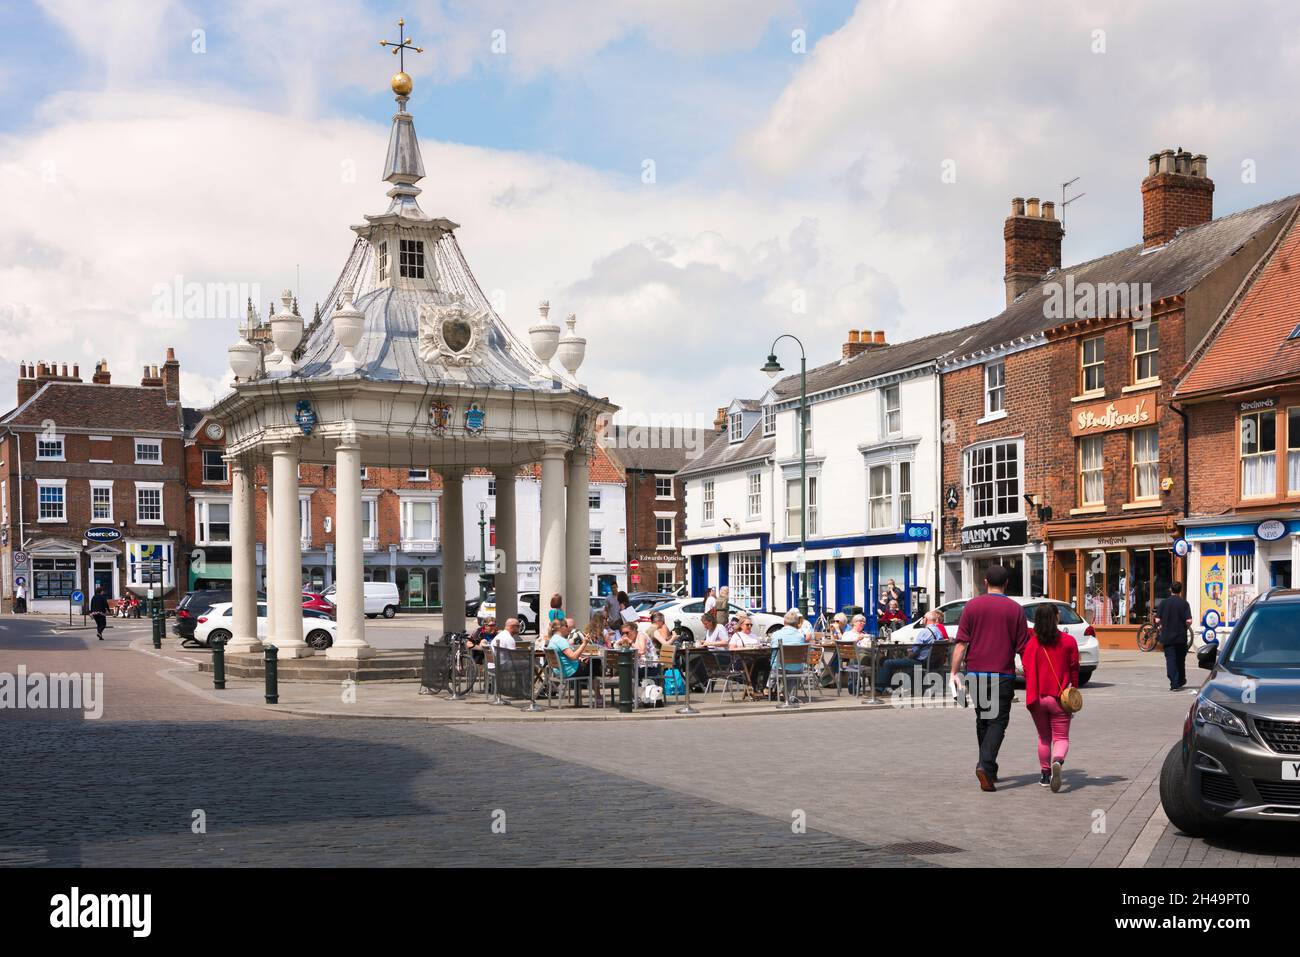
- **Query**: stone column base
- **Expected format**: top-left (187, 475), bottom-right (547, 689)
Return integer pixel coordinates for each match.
top-left (325, 645), bottom-right (377, 660)
top-left (225, 638), bottom-right (264, 654)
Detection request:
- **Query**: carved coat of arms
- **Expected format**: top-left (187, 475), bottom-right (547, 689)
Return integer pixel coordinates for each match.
top-left (465, 403), bottom-right (487, 436)
top-left (430, 401), bottom-right (452, 435)
top-left (418, 293), bottom-right (489, 367)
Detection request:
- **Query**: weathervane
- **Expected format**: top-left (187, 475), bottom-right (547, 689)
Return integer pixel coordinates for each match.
top-left (379, 18), bottom-right (424, 98)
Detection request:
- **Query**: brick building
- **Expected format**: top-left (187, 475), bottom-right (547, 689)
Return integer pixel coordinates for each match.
top-left (605, 425), bottom-right (708, 595)
top-left (939, 149), bottom-right (1297, 646)
top-left (0, 353), bottom-right (187, 612)
top-left (1174, 204), bottom-right (1300, 633)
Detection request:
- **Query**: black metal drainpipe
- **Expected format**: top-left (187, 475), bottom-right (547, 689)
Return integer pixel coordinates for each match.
top-left (1170, 400), bottom-right (1191, 523)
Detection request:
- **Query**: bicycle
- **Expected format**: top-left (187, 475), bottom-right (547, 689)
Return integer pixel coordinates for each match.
top-left (1136, 614), bottom-right (1159, 652)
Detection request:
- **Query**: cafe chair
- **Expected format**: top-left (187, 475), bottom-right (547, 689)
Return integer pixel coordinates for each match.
top-left (797, 644), bottom-right (825, 702)
top-left (543, 647), bottom-right (602, 708)
top-left (835, 640), bottom-right (862, 696)
top-left (656, 643), bottom-right (682, 704)
top-left (702, 650), bottom-right (746, 701)
top-left (774, 641), bottom-right (810, 710)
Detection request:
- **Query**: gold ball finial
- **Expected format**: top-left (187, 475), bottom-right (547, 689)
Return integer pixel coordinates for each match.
top-left (392, 71), bottom-right (413, 96)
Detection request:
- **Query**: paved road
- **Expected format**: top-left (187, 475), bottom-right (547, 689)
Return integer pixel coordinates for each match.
top-left (2, 614), bottom-right (1298, 867)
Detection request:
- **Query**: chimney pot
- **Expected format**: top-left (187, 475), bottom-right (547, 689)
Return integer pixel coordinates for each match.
top-left (1148, 153), bottom-right (1159, 176)
top-left (848, 329), bottom-right (860, 343)
top-left (1026, 197), bottom-right (1041, 218)
top-left (1042, 201), bottom-right (1056, 221)
top-left (1143, 147), bottom-right (1214, 248)
top-left (72, 363), bottom-right (79, 379)
top-left (1158, 149), bottom-right (1175, 174)
top-left (873, 330), bottom-right (886, 345)
top-left (1011, 197), bottom-right (1026, 216)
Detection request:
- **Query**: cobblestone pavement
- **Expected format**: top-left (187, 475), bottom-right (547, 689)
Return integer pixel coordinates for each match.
top-left (4, 613), bottom-right (1297, 867)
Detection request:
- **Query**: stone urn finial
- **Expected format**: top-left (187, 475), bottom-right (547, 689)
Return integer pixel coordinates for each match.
top-left (269, 288), bottom-right (304, 372)
top-left (556, 312), bottom-right (586, 384)
top-left (528, 299), bottom-right (560, 381)
top-left (331, 286), bottom-right (365, 375)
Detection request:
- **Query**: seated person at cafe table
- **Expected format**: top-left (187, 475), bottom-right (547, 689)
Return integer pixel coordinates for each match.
top-left (769, 610), bottom-right (808, 700)
top-left (874, 609), bottom-right (946, 691)
top-left (470, 617), bottom-right (497, 665)
top-left (877, 599), bottom-right (907, 634)
top-left (546, 618), bottom-right (602, 687)
top-left (729, 612), bottom-right (761, 648)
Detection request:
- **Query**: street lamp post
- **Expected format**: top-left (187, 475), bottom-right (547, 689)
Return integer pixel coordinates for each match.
top-left (762, 335), bottom-right (809, 620)
top-left (476, 502), bottom-right (489, 605)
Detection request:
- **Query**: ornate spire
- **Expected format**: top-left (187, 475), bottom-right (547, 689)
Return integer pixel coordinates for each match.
top-left (377, 19), bottom-right (427, 214)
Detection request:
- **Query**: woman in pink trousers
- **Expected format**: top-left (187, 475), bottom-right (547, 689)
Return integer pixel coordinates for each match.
top-left (1024, 603), bottom-right (1080, 792)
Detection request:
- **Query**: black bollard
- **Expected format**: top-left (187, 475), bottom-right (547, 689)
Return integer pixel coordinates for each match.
top-left (264, 644), bottom-right (279, 704)
top-left (617, 648), bottom-right (635, 713)
top-left (211, 636), bottom-right (226, 690)
top-left (151, 605), bottom-right (163, 649)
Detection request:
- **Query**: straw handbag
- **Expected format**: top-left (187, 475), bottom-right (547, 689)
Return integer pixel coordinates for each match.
top-left (1042, 643), bottom-right (1083, 714)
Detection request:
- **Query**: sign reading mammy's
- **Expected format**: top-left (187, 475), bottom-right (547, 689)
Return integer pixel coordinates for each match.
top-left (1071, 395), bottom-right (1159, 436)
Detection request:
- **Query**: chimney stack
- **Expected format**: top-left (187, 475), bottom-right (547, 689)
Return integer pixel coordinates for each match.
top-left (141, 365), bottom-right (164, 388)
top-left (1003, 194), bottom-right (1064, 306)
top-left (842, 329), bottom-right (889, 360)
top-left (1142, 147), bottom-right (1213, 249)
top-left (162, 347), bottom-right (180, 404)
top-left (92, 359), bottom-right (111, 385)
top-left (18, 357), bottom-right (83, 405)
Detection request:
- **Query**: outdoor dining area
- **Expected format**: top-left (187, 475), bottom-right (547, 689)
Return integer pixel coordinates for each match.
top-left (417, 630), bottom-right (956, 714)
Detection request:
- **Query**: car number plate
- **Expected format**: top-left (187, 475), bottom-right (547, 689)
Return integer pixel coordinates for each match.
top-left (1283, 760), bottom-right (1300, 781)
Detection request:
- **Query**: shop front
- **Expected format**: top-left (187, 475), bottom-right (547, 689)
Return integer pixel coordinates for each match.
top-left (682, 535), bottom-right (770, 610)
top-left (945, 519), bottom-right (1046, 602)
top-left (1181, 516), bottom-right (1300, 638)
top-left (1046, 517), bottom-right (1181, 648)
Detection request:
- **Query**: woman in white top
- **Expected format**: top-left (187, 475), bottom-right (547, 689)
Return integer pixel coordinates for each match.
top-left (729, 614), bottom-right (760, 648)
top-left (701, 611), bottom-right (729, 648)
top-left (703, 588), bottom-right (717, 615)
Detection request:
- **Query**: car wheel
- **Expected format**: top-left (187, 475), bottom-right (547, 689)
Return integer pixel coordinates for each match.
top-left (206, 628), bottom-right (232, 648)
top-left (366, 613), bottom-right (377, 620)
top-left (382, 605), bottom-right (397, 619)
top-left (306, 629), bottom-right (333, 650)
top-left (1078, 668), bottom-right (1094, 687)
top-left (1158, 742), bottom-right (1221, 839)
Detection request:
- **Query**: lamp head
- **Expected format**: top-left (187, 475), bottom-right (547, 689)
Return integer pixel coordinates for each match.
top-left (761, 354), bottom-right (783, 379)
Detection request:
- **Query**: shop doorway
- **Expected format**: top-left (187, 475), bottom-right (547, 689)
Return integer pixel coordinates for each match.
top-left (92, 563), bottom-right (115, 598)
top-left (973, 555), bottom-right (1024, 596)
top-left (1272, 560), bottom-right (1293, 589)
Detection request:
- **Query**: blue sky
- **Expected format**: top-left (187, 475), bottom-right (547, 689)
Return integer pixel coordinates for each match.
top-left (3, 0), bottom-right (1300, 417)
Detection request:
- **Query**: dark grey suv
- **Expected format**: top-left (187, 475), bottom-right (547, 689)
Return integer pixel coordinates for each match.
top-left (1160, 588), bottom-right (1300, 836)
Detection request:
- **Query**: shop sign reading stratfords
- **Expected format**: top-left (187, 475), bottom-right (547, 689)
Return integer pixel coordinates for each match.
top-left (1071, 395), bottom-right (1159, 436)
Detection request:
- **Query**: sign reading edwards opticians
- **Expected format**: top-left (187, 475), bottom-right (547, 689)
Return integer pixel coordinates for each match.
top-left (1071, 394), bottom-right (1160, 437)
top-left (961, 520), bottom-right (1028, 551)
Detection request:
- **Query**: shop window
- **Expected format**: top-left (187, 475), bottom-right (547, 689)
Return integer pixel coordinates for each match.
top-left (1289, 407), bottom-right (1300, 496)
top-left (730, 551), bottom-right (764, 609)
top-left (656, 568), bottom-right (675, 592)
top-left (32, 557), bottom-right (77, 599)
top-left (1241, 410), bottom-right (1277, 498)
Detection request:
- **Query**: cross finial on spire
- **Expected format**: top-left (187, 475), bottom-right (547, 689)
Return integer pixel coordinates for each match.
top-left (379, 18), bottom-right (424, 96)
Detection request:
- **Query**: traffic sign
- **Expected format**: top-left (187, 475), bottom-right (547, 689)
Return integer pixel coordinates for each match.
top-left (71, 590), bottom-right (84, 603)
top-left (13, 551), bottom-right (26, 567)
top-left (629, 559), bottom-right (640, 570)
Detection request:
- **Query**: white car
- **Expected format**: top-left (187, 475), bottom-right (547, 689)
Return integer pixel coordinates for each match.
top-left (322, 581), bottom-right (401, 619)
top-left (194, 601), bottom-right (339, 651)
top-left (636, 597), bottom-right (785, 641)
top-left (476, 591), bottom-right (540, 632)
top-left (888, 596), bottom-right (1100, 686)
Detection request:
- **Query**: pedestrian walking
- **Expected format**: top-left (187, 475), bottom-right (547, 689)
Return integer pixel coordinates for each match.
top-left (14, 581), bottom-right (26, 614)
top-left (546, 592), bottom-right (565, 627)
top-left (1023, 603), bottom-right (1079, 792)
top-left (703, 587), bottom-right (717, 616)
top-left (89, 586), bottom-right (110, 640)
top-left (1155, 581), bottom-right (1193, 691)
top-left (950, 564), bottom-right (1028, 792)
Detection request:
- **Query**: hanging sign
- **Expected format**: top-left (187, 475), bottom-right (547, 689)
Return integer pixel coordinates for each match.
top-left (1256, 519), bottom-right (1287, 542)
top-left (904, 523), bottom-right (933, 542)
top-left (1172, 538), bottom-right (1190, 557)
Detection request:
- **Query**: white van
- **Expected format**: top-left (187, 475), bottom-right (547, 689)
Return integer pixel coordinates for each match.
top-left (324, 581), bottom-right (401, 619)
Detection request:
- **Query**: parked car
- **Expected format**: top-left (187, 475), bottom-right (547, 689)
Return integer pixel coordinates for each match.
top-left (627, 592), bottom-right (677, 613)
top-left (322, 581), bottom-right (401, 619)
top-left (636, 597), bottom-right (784, 641)
top-left (174, 589), bottom-right (231, 642)
top-left (476, 591), bottom-right (541, 632)
top-left (1159, 588), bottom-right (1300, 837)
top-left (301, 592), bottom-right (335, 616)
top-left (193, 601), bottom-right (339, 650)
top-left (888, 596), bottom-right (1099, 687)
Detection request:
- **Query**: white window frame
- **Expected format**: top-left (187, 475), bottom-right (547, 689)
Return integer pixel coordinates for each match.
top-left (1079, 436), bottom-right (1105, 507)
top-left (487, 478), bottom-right (497, 497)
top-left (728, 412), bottom-right (743, 443)
top-left (881, 385), bottom-right (901, 436)
top-left (762, 405), bottom-right (776, 437)
top-left (785, 475), bottom-right (818, 537)
top-left (90, 480), bottom-right (114, 522)
top-left (963, 439), bottom-right (1024, 523)
top-left (1081, 336), bottom-right (1105, 395)
top-left (408, 468), bottom-right (429, 482)
top-left (195, 497), bottom-right (232, 545)
top-left (654, 512), bottom-right (675, 550)
top-left (588, 489), bottom-right (601, 510)
top-left (202, 448), bottom-right (228, 483)
top-left (899, 460), bottom-right (912, 526)
top-left (135, 482), bottom-right (164, 525)
top-left (36, 478), bottom-right (67, 523)
top-left (399, 496), bottom-right (439, 548)
top-left (589, 528), bottom-right (603, 558)
top-left (654, 474), bottom-right (673, 500)
top-left (36, 435), bottom-right (65, 461)
top-left (1241, 410), bottom-right (1277, 500)
top-left (868, 463), bottom-right (893, 530)
top-left (1131, 426), bottom-right (1160, 502)
top-left (1133, 320), bottom-right (1159, 384)
top-left (702, 479), bottom-right (715, 524)
top-left (656, 568), bottom-right (675, 592)
top-left (984, 361), bottom-right (1006, 418)
top-left (746, 470), bottom-right (762, 518)
top-left (399, 238), bottom-right (426, 279)
top-left (376, 239), bottom-right (389, 283)
top-left (730, 551), bottom-right (764, 610)
top-left (361, 494), bottom-right (380, 550)
top-left (299, 495), bottom-right (312, 546)
top-left (134, 438), bottom-right (163, 465)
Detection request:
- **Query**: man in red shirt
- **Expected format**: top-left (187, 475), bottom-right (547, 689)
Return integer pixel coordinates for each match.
top-left (950, 564), bottom-right (1028, 792)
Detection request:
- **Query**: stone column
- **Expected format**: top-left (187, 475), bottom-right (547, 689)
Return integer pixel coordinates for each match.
top-left (227, 459), bottom-right (261, 653)
top-left (538, 446), bottom-right (567, 620)
top-left (493, 466), bottom-right (518, 631)
top-left (264, 468), bottom-right (275, 627)
top-left (328, 440), bottom-right (372, 659)
top-left (565, 448), bottom-right (591, 629)
top-left (441, 469), bottom-right (466, 633)
top-left (270, 443), bottom-right (310, 657)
